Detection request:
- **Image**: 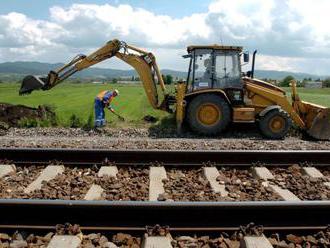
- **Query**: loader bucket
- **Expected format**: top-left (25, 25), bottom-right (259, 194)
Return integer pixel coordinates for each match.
top-left (307, 108), bottom-right (330, 140)
top-left (19, 75), bottom-right (47, 95)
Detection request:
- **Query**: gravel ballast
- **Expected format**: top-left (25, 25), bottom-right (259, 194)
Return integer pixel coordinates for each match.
top-left (0, 165), bottom-right (150, 201)
top-left (161, 168), bottom-right (224, 201)
top-left (1, 165), bottom-right (329, 201)
top-left (270, 165), bottom-right (330, 200)
top-left (219, 167), bottom-right (282, 201)
top-left (161, 167), bottom-right (282, 201)
top-left (1, 127), bottom-right (330, 150)
top-left (1, 228), bottom-right (330, 248)
top-left (0, 165), bottom-right (45, 199)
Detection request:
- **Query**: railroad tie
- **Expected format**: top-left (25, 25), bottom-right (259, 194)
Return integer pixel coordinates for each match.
top-left (84, 166), bottom-right (118, 200)
top-left (0, 164), bottom-right (16, 178)
top-left (242, 235), bottom-right (273, 248)
top-left (251, 167), bottom-right (300, 201)
top-left (203, 167), bottom-right (228, 197)
top-left (84, 184), bottom-right (104, 200)
top-left (142, 236), bottom-right (173, 248)
top-left (149, 167), bottom-right (167, 201)
top-left (98, 166), bottom-right (118, 177)
top-left (24, 165), bottom-right (64, 194)
top-left (47, 235), bottom-right (81, 248)
top-left (301, 167), bottom-right (330, 189)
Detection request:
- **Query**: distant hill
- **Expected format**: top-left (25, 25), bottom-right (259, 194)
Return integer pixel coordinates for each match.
top-left (254, 70), bottom-right (324, 81)
top-left (0, 61), bottom-right (327, 82)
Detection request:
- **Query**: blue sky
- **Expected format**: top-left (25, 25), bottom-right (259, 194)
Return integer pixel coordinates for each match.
top-left (0, 0), bottom-right (330, 74)
top-left (0, 0), bottom-right (211, 19)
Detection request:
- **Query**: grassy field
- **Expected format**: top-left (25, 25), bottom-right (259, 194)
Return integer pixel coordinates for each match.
top-left (283, 87), bottom-right (330, 107)
top-left (0, 83), bottom-right (170, 127)
top-left (0, 83), bottom-right (329, 127)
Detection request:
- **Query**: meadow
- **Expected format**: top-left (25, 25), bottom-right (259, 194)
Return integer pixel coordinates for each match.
top-left (283, 87), bottom-right (330, 108)
top-left (0, 83), bottom-right (329, 127)
top-left (0, 82), bottom-right (169, 127)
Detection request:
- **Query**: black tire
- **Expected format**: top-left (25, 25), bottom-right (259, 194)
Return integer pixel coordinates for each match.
top-left (258, 109), bottom-right (292, 139)
top-left (187, 94), bottom-right (231, 136)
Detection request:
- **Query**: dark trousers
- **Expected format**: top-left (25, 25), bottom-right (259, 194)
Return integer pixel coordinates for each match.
top-left (94, 99), bottom-right (105, 127)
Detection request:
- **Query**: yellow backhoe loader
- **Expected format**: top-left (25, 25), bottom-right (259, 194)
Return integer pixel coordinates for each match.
top-left (19, 39), bottom-right (330, 140)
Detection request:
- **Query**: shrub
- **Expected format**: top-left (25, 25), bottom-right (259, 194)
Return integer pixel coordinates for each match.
top-left (69, 114), bottom-right (82, 128)
top-left (323, 78), bottom-right (330, 88)
top-left (18, 118), bottom-right (39, 128)
top-left (83, 112), bottom-right (94, 130)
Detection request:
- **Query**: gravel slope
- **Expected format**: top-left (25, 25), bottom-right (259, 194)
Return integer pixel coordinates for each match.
top-left (1, 127), bottom-right (329, 150)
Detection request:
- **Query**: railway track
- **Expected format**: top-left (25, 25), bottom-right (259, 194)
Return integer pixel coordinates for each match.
top-left (0, 148), bottom-right (330, 247)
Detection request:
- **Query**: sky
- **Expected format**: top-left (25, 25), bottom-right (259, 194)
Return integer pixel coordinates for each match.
top-left (0, 0), bottom-right (330, 75)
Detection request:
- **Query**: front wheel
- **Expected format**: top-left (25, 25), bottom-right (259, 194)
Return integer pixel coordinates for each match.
top-left (187, 94), bottom-right (231, 136)
top-left (258, 109), bottom-right (292, 139)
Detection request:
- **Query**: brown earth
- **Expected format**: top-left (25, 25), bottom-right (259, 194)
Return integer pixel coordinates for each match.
top-left (0, 103), bottom-right (55, 127)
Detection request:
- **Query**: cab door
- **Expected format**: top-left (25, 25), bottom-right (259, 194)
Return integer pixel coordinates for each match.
top-left (190, 49), bottom-right (213, 91)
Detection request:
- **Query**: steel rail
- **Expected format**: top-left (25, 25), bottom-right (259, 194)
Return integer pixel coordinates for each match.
top-left (0, 200), bottom-right (329, 231)
top-left (1, 148), bottom-right (330, 166)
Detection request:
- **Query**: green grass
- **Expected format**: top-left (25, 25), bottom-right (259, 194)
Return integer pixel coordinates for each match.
top-left (0, 83), bottom-right (170, 127)
top-left (283, 87), bottom-right (330, 107)
top-left (0, 83), bottom-right (329, 127)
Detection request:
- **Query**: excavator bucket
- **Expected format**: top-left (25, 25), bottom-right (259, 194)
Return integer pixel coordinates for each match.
top-left (19, 75), bottom-right (48, 95)
top-left (307, 108), bottom-right (330, 140)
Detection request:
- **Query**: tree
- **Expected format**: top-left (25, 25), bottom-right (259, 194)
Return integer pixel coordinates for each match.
top-left (165, 74), bottom-right (173, 85)
top-left (279, 75), bottom-right (295, 87)
top-left (111, 78), bottom-right (118, 84)
top-left (323, 78), bottom-right (330, 88)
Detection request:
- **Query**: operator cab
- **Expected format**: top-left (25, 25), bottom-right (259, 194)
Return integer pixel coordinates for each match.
top-left (185, 45), bottom-right (247, 105)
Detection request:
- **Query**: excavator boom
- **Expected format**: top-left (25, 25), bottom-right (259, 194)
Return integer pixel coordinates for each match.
top-left (19, 39), bottom-right (167, 110)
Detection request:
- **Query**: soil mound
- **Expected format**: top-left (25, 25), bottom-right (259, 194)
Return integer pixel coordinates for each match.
top-left (0, 103), bottom-right (56, 127)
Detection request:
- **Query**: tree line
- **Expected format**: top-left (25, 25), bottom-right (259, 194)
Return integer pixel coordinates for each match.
top-left (261, 76), bottom-right (330, 88)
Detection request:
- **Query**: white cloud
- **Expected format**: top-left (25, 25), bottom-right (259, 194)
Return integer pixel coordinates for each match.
top-left (49, 4), bottom-right (211, 47)
top-left (0, 1), bottom-right (330, 74)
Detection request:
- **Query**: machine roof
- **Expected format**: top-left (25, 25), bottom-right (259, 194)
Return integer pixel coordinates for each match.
top-left (187, 45), bottom-right (243, 53)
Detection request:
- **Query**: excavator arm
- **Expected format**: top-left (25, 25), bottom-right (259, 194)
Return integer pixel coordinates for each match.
top-left (19, 39), bottom-right (168, 111)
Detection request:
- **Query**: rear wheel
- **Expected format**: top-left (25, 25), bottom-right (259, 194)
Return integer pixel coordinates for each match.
top-left (187, 94), bottom-right (231, 135)
top-left (258, 109), bottom-right (292, 139)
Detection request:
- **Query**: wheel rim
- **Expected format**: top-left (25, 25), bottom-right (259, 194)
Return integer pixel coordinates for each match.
top-left (268, 116), bottom-right (285, 133)
top-left (197, 103), bottom-right (221, 126)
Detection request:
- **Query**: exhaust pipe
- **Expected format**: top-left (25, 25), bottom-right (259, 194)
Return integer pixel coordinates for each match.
top-left (251, 50), bottom-right (257, 78)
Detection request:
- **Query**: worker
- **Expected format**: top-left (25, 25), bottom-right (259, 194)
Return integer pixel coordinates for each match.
top-left (94, 89), bottom-right (119, 127)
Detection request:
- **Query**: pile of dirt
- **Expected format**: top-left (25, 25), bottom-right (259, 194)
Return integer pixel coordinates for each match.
top-left (0, 103), bottom-right (56, 127)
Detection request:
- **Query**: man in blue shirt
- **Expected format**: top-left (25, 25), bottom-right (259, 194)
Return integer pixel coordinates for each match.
top-left (94, 89), bottom-right (119, 127)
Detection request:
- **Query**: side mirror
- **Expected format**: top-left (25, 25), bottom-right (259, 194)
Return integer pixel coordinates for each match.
top-left (243, 52), bottom-right (249, 63)
top-left (182, 54), bottom-right (192, 59)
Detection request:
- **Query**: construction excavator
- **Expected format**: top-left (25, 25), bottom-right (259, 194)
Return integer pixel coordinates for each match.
top-left (19, 39), bottom-right (330, 140)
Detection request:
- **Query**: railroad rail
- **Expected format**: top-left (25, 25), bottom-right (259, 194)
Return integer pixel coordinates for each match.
top-left (1, 148), bottom-right (330, 166)
top-left (0, 200), bottom-right (329, 231)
